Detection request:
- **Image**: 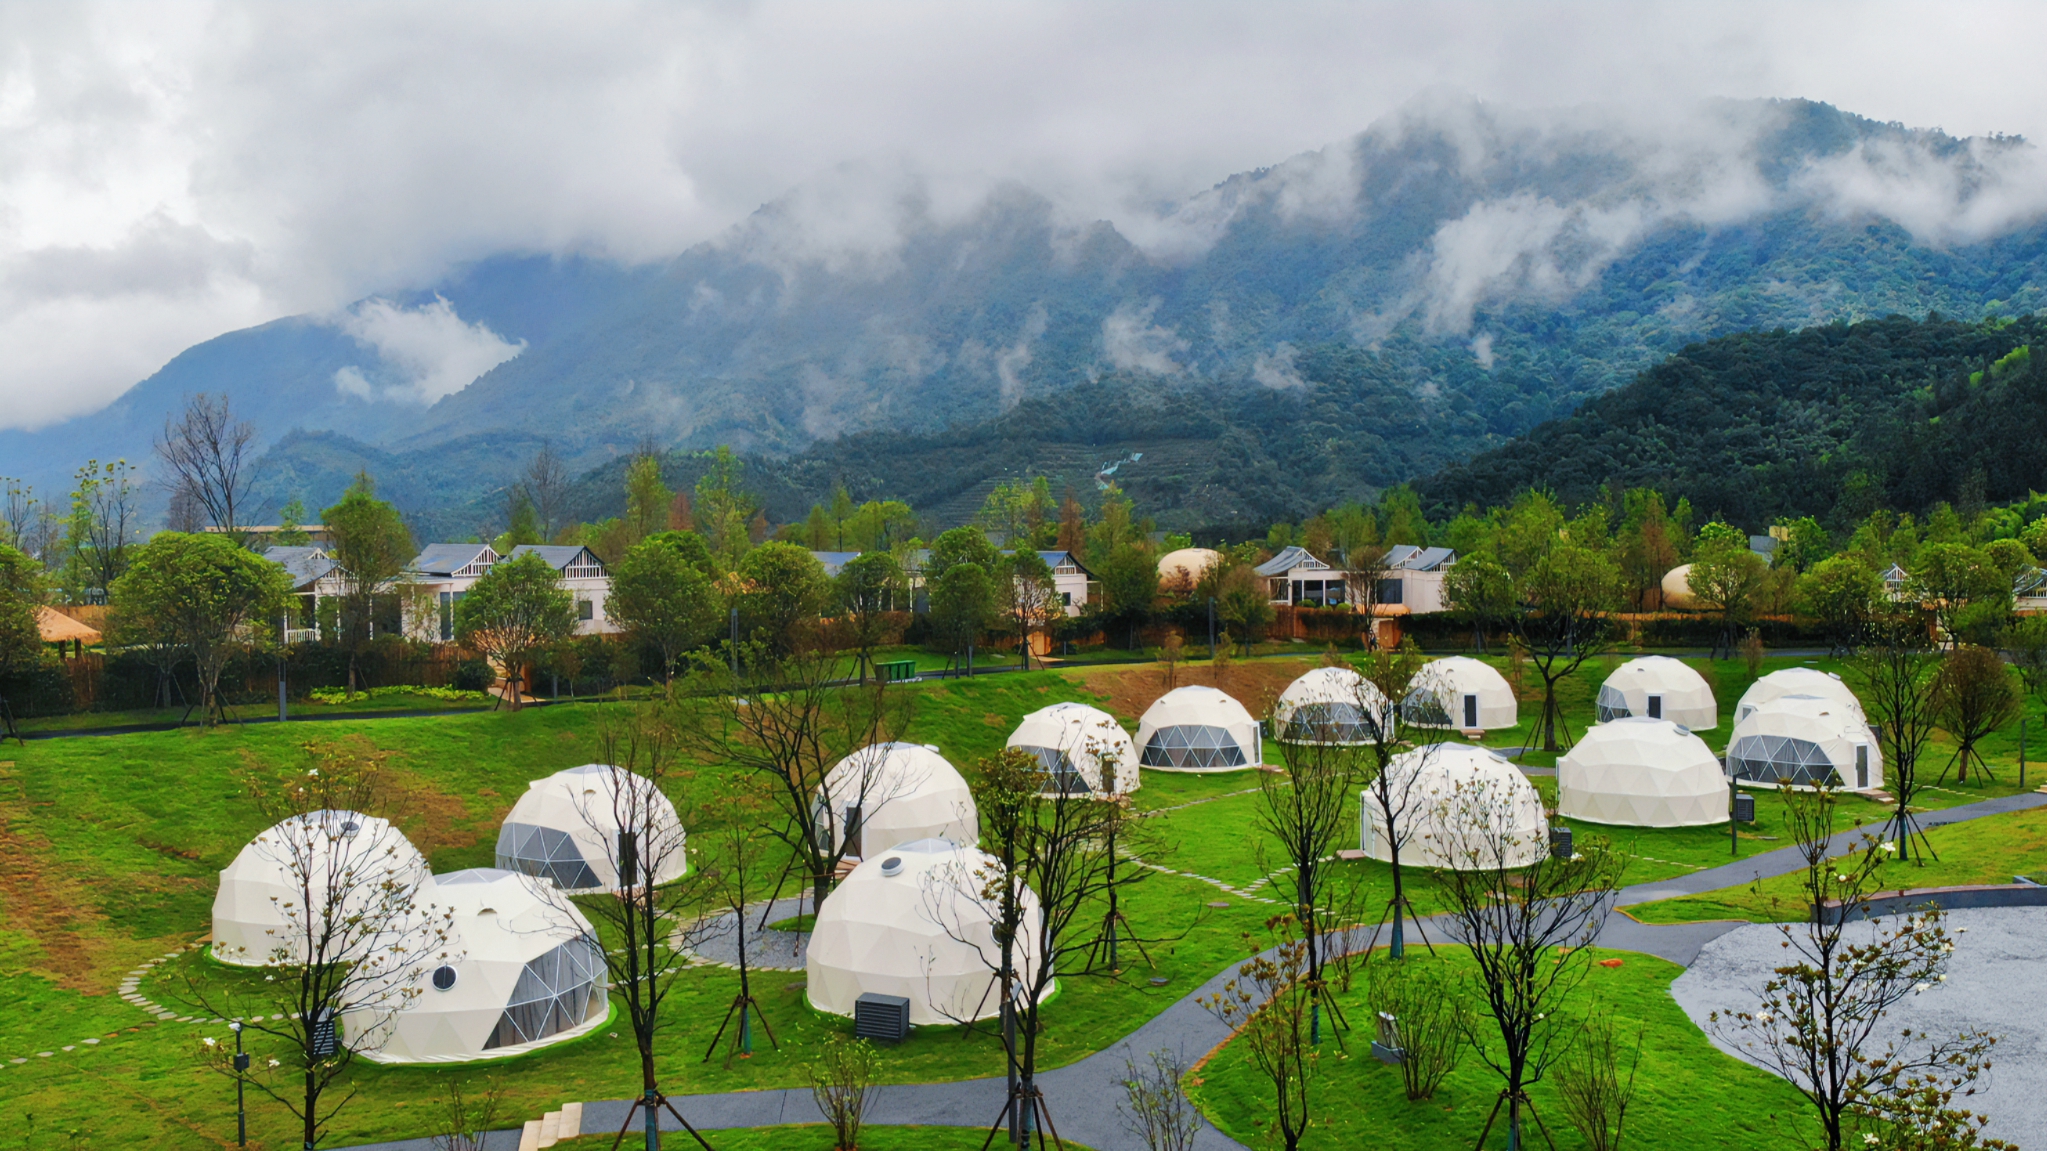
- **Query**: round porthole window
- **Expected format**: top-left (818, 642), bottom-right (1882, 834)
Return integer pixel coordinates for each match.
top-left (431, 965), bottom-right (457, 991)
top-left (879, 856), bottom-right (904, 877)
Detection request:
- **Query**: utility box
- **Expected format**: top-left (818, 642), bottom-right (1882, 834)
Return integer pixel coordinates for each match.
top-left (853, 993), bottom-right (911, 1044)
top-left (1371, 1011), bottom-right (1404, 1064)
top-left (309, 1008), bottom-right (338, 1059)
top-left (1733, 792), bottom-right (1756, 824)
top-left (1550, 826), bottom-right (1574, 860)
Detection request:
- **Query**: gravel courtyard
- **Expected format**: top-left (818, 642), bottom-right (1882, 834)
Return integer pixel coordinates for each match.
top-left (1671, 906), bottom-right (2047, 1148)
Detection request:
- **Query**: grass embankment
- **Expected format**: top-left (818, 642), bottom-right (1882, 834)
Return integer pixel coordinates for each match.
top-left (1188, 947), bottom-right (1809, 1150)
top-left (1627, 802), bottom-right (2047, 924)
top-left (550, 1127), bottom-right (1097, 1151)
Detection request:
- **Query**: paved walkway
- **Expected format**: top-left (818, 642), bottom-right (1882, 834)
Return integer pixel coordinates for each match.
top-left (339, 788), bottom-right (2047, 1151)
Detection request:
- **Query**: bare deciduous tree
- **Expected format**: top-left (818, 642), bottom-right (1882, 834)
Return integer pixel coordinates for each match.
top-left (1932, 644), bottom-right (2020, 786)
top-left (1710, 787), bottom-right (2008, 1151)
top-left (1851, 614), bottom-right (1943, 860)
top-left (1118, 1049), bottom-right (1202, 1151)
top-left (427, 1074), bottom-right (504, 1151)
top-left (156, 392), bottom-right (258, 535)
top-left (1261, 701), bottom-right (1368, 1045)
top-left (809, 1034), bottom-right (879, 1151)
top-left (1360, 642), bottom-right (1450, 960)
top-left (1556, 1006), bottom-right (1643, 1151)
top-left (1201, 915), bottom-right (1318, 1151)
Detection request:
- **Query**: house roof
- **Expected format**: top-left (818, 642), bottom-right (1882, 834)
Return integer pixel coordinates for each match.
top-left (810, 550), bottom-right (863, 577)
top-left (259, 545), bottom-right (340, 590)
top-left (410, 544), bottom-right (498, 577)
top-left (1254, 546), bottom-right (1331, 577)
top-left (1387, 545), bottom-right (1456, 572)
top-left (36, 606), bottom-right (100, 645)
top-left (2017, 566), bottom-right (2047, 598)
top-left (506, 544), bottom-right (605, 572)
top-left (1038, 550), bottom-right (1093, 577)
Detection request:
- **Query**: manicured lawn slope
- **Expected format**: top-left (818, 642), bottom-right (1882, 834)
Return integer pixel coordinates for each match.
top-left (1189, 948), bottom-right (1809, 1150)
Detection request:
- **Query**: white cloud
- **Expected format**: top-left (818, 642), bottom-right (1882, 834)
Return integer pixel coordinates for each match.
top-left (7, 2), bottom-right (2047, 427)
top-left (996, 304), bottom-right (1049, 408)
top-left (1470, 332), bottom-right (1495, 370)
top-left (333, 295), bottom-right (525, 404)
top-left (1252, 342), bottom-right (1307, 390)
top-left (1102, 300), bottom-right (1187, 375)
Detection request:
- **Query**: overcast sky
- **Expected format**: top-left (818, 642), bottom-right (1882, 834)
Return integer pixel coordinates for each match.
top-left (2, 0), bottom-right (2044, 431)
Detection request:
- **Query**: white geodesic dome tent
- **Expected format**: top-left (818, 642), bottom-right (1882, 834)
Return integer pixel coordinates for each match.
top-left (1597, 656), bottom-right (1718, 730)
top-left (1273, 667), bottom-right (1393, 745)
top-left (1401, 657), bottom-right (1517, 731)
top-left (806, 838), bottom-right (1043, 1026)
top-left (817, 743), bottom-right (978, 860)
top-left (1662, 565), bottom-right (1697, 609)
top-left (1725, 695), bottom-right (1883, 791)
top-left (212, 811), bottom-right (431, 967)
top-left (1005, 702), bottom-right (1141, 796)
top-left (495, 764), bottom-right (687, 892)
top-left (1360, 744), bottom-right (1547, 870)
top-left (355, 868), bottom-right (607, 1064)
top-left (1135, 685), bottom-right (1262, 771)
top-left (1156, 547), bottom-right (1222, 584)
top-left (1557, 718), bottom-right (1728, 827)
top-left (1734, 668), bottom-right (1864, 724)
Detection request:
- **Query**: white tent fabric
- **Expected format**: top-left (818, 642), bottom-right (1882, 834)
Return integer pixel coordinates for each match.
top-left (1596, 656), bottom-right (1718, 730)
top-left (1558, 718), bottom-right (1729, 827)
top-left (1273, 667), bottom-right (1393, 745)
top-left (495, 764), bottom-right (687, 892)
top-left (212, 811), bottom-right (431, 967)
top-left (1734, 668), bottom-right (1865, 724)
top-left (355, 869), bottom-right (608, 1064)
top-left (1360, 744), bottom-right (1547, 870)
top-left (1135, 685), bottom-right (1262, 772)
top-left (1662, 564), bottom-right (1697, 608)
top-left (1725, 695), bottom-right (1884, 791)
top-left (818, 743), bottom-right (978, 859)
top-left (806, 838), bottom-right (1043, 1026)
top-left (1006, 702), bottom-right (1141, 796)
top-left (1402, 657), bottom-right (1517, 730)
top-left (1156, 547), bottom-right (1222, 583)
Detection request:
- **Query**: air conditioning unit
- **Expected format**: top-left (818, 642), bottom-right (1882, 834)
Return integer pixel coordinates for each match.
top-left (853, 993), bottom-right (911, 1044)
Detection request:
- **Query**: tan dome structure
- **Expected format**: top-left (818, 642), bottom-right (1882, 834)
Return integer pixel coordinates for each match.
top-left (1725, 695), bottom-right (1883, 791)
top-left (1402, 657), bottom-right (1517, 731)
top-left (1557, 718), bottom-right (1728, 827)
top-left (1156, 547), bottom-right (1222, 584)
top-left (817, 743), bottom-right (977, 860)
top-left (1273, 666), bottom-right (1393, 744)
top-left (356, 868), bottom-right (607, 1064)
top-left (1734, 668), bottom-right (1864, 725)
top-left (1135, 685), bottom-right (1262, 771)
top-left (1360, 744), bottom-right (1547, 870)
top-left (1597, 656), bottom-right (1718, 730)
top-left (1661, 564), bottom-right (1696, 609)
top-left (495, 764), bottom-right (687, 892)
top-left (1006, 702), bottom-right (1141, 796)
top-left (806, 838), bottom-right (1042, 1026)
top-left (212, 811), bottom-right (431, 967)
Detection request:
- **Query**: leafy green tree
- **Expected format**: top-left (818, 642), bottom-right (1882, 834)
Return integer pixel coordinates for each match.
top-left (1909, 544), bottom-right (2004, 645)
top-left (926, 561), bottom-right (993, 668)
top-left (1444, 555), bottom-right (1514, 652)
top-left (1688, 541), bottom-right (1772, 659)
top-left (1198, 557), bottom-right (1273, 640)
top-left (322, 473), bottom-right (416, 695)
top-left (453, 551), bottom-right (575, 709)
top-left (1773, 516), bottom-right (1831, 573)
top-left (1797, 554), bottom-right (1885, 654)
top-left (925, 525), bottom-right (1000, 584)
top-left (1000, 549), bottom-right (1061, 670)
top-left (733, 542), bottom-right (828, 655)
top-left (1085, 483), bottom-right (1143, 568)
top-left (844, 498), bottom-right (919, 553)
top-left (624, 452), bottom-right (673, 545)
top-left (1377, 485), bottom-right (1430, 545)
top-left (837, 551), bottom-right (902, 681)
top-left (977, 477), bottom-right (1057, 547)
top-left (493, 486), bottom-right (541, 554)
top-left (608, 534), bottom-right (722, 684)
top-left (694, 445), bottom-right (758, 570)
top-left (111, 532), bottom-right (292, 725)
top-left (0, 543), bottom-right (48, 734)
top-left (1514, 544), bottom-right (1623, 752)
top-left (1695, 520), bottom-right (1747, 553)
top-left (1616, 489), bottom-right (1681, 610)
top-left (66, 458), bottom-right (138, 600)
top-left (273, 498), bottom-right (313, 547)
top-left (1093, 541), bottom-right (1158, 650)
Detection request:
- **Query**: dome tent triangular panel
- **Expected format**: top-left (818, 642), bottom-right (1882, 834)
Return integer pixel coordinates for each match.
top-left (1557, 717), bottom-right (1728, 827)
top-left (1401, 657), bottom-right (1517, 731)
top-left (818, 743), bottom-right (978, 860)
top-left (1005, 702), bottom-right (1141, 797)
top-left (806, 839), bottom-right (1043, 1026)
top-left (1135, 685), bottom-right (1262, 772)
top-left (1273, 667), bottom-right (1393, 745)
top-left (494, 764), bottom-right (686, 893)
top-left (211, 810), bottom-right (431, 967)
top-left (1734, 668), bottom-right (1864, 724)
top-left (351, 868), bottom-right (609, 1064)
top-left (1596, 656), bottom-right (1717, 730)
top-left (1360, 744), bottom-right (1547, 870)
top-left (1724, 695), bottom-right (1883, 791)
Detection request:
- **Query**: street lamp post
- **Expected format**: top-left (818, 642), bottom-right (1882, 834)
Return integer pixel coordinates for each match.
top-left (276, 612), bottom-right (288, 722)
top-left (1208, 597), bottom-right (1217, 661)
top-left (231, 1021), bottom-right (248, 1147)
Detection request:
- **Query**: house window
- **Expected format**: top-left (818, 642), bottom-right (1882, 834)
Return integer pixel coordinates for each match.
top-left (577, 599), bottom-right (595, 622)
top-left (1060, 591), bottom-right (1072, 606)
top-left (439, 592), bottom-right (454, 642)
top-left (1377, 578), bottom-right (1404, 605)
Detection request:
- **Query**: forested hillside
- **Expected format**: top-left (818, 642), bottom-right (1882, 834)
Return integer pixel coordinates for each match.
top-left (1420, 314), bottom-right (2047, 528)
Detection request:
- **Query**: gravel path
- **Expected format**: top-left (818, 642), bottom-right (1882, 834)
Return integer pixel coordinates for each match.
top-left (1671, 906), bottom-right (2047, 1149)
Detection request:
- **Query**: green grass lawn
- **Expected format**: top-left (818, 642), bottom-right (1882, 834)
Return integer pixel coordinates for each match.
top-left (4, 648), bottom-right (2039, 1147)
top-left (1627, 802), bottom-right (2047, 924)
top-left (1188, 947), bottom-right (1810, 1151)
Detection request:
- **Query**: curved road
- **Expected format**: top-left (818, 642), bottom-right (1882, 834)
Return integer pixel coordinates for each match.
top-left (342, 789), bottom-right (2047, 1151)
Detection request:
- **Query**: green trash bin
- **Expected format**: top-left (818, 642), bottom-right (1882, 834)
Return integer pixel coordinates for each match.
top-left (877, 660), bottom-right (917, 683)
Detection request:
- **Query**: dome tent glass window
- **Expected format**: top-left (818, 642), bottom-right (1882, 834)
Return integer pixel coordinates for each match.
top-left (817, 743), bottom-right (978, 860)
top-left (1399, 657), bottom-right (1517, 731)
top-left (1134, 685), bottom-right (1261, 773)
top-left (1595, 656), bottom-right (1717, 730)
top-left (1273, 667), bottom-right (1393, 745)
top-left (1005, 702), bottom-right (1141, 798)
top-left (486, 937), bottom-right (606, 1050)
top-left (493, 764), bottom-right (687, 893)
top-left (1723, 694), bottom-right (1883, 791)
